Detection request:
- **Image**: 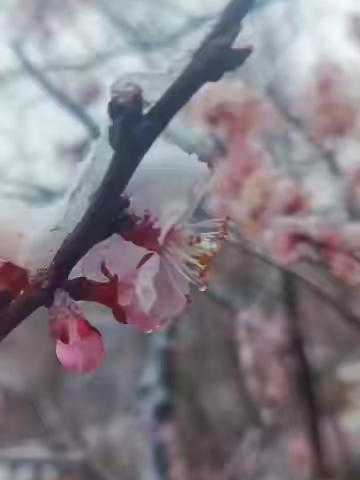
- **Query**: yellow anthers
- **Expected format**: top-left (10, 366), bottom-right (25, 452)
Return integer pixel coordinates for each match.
top-left (163, 218), bottom-right (228, 292)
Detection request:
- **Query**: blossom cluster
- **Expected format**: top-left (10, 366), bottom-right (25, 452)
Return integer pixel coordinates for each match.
top-left (188, 73), bottom-right (360, 285)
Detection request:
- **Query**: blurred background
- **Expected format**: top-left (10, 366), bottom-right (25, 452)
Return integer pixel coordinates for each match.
top-left (1, 0), bottom-right (360, 479)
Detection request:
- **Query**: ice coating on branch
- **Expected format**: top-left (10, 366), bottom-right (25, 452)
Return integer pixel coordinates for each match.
top-left (25, 131), bottom-right (209, 274)
top-left (20, 124), bottom-right (114, 271)
top-left (53, 87), bottom-right (214, 333)
top-left (110, 72), bottom-right (216, 159)
top-left (110, 79), bottom-right (143, 105)
top-left (43, 95), bottom-right (217, 333)
top-left (7, 67), bottom-right (214, 273)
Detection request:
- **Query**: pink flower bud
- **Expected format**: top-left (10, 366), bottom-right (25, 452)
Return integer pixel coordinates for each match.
top-left (49, 290), bottom-right (105, 374)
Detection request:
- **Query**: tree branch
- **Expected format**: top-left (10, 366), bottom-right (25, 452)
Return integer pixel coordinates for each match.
top-left (228, 238), bottom-right (360, 333)
top-left (0, 0), bottom-right (253, 342)
top-left (283, 273), bottom-right (330, 478)
top-left (137, 328), bottom-right (188, 480)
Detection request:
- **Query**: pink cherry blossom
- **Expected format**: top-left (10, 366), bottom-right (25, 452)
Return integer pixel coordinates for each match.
top-left (265, 222), bottom-right (315, 265)
top-left (211, 163), bottom-right (309, 240)
top-left (266, 217), bottom-right (332, 263)
top-left (75, 139), bottom-right (226, 332)
top-left (187, 80), bottom-right (277, 154)
top-left (188, 81), bottom-right (313, 245)
top-left (48, 290), bottom-right (105, 373)
top-left (265, 216), bottom-right (360, 284)
top-left (188, 78), bottom-right (360, 289)
top-left (115, 253), bottom-right (189, 332)
top-left (80, 211), bottom-right (227, 332)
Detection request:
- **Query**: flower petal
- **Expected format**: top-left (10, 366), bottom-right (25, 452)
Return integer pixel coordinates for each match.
top-left (134, 253), bottom-right (161, 314)
top-left (131, 256), bottom-right (188, 331)
top-left (151, 259), bottom-right (189, 320)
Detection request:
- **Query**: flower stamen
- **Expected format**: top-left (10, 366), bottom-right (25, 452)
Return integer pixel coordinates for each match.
top-left (162, 218), bottom-right (228, 291)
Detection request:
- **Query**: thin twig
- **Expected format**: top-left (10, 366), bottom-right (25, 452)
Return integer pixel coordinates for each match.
top-left (0, 16), bottom-right (214, 84)
top-left (96, 0), bottom-right (212, 54)
top-left (228, 239), bottom-right (360, 333)
top-left (266, 84), bottom-right (341, 176)
top-left (12, 43), bottom-right (100, 139)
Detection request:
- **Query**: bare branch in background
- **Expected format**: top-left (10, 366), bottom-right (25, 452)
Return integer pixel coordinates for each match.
top-left (229, 238), bottom-right (360, 333)
top-left (0, 14), bottom-right (213, 85)
top-left (95, 0), bottom-right (212, 54)
top-left (137, 328), bottom-right (188, 480)
top-left (267, 84), bottom-right (341, 176)
top-left (283, 272), bottom-right (328, 478)
top-left (12, 43), bottom-right (100, 139)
